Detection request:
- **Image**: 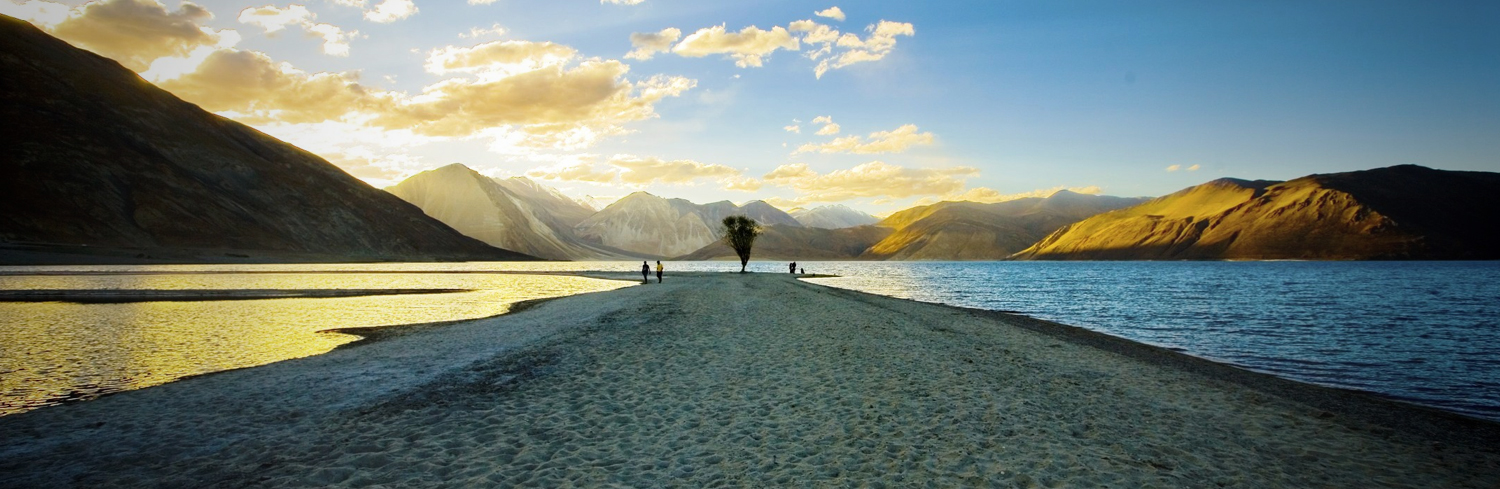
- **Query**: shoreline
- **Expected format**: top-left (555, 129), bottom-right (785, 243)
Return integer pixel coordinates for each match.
top-left (2, 272), bottom-right (1497, 487)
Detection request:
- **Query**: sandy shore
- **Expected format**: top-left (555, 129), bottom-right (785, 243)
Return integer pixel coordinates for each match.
top-left (2, 272), bottom-right (1497, 487)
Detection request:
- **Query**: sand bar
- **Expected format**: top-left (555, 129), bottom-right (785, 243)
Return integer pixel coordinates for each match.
top-left (1, 272), bottom-right (1497, 487)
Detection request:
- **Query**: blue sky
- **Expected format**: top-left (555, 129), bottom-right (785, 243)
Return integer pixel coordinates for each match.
top-left (5, 0), bottom-right (1497, 214)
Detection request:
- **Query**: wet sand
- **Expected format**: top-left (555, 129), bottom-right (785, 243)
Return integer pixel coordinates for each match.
top-left (1, 272), bottom-right (1497, 487)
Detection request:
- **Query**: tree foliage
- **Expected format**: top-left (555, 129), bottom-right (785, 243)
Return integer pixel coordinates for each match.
top-left (721, 215), bottom-right (761, 273)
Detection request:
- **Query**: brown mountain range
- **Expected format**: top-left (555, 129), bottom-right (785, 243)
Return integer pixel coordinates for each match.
top-left (678, 191), bottom-right (1142, 261)
top-left (1012, 165), bottom-right (1500, 260)
top-left (0, 15), bottom-right (527, 263)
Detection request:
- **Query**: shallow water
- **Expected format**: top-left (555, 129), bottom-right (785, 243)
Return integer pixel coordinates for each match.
top-left (794, 261), bottom-right (1500, 421)
top-left (0, 265), bottom-right (632, 416)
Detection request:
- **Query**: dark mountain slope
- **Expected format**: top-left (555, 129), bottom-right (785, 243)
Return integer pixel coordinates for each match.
top-left (0, 15), bottom-right (525, 262)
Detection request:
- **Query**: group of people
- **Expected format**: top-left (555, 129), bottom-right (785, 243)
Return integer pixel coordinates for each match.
top-left (641, 260), bottom-right (662, 283)
top-left (639, 260), bottom-right (805, 282)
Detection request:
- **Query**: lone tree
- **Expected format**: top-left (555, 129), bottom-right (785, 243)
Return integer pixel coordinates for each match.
top-left (721, 215), bottom-right (762, 273)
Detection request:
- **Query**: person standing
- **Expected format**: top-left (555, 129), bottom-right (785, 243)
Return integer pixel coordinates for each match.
top-left (655, 260), bottom-right (664, 283)
top-left (789, 261), bottom-right (797, 274)
top-left (640, 261), bottom-right (650, 284)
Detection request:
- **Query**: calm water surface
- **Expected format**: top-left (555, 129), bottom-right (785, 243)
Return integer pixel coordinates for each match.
top-left (0, 263), bottom-right (634, 416)
top-left (4, 261), bottom-right (1497, 422)
top-left (794, 261), bottom-right (1500, 421)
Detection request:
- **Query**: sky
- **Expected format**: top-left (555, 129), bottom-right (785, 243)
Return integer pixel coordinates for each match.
top-left (4, 0), bottom-right (1498, 214)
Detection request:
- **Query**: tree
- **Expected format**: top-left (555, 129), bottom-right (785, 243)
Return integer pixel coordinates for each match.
top-left (721, 215), bottom-right (762, 273)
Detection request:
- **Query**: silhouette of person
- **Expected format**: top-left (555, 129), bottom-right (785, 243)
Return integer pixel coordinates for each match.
top-left (789, 261), bottom-right (797, 274)
top-left (655, 260), bottom-right (664, 283)
top-left (800, 267), bottom-right (805, 275)
top-left (641, 261), bottom-right (650, 284)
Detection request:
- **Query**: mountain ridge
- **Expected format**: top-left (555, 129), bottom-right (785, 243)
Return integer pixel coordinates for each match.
top-left (1013, 165), bottom-right (1500, 260)
top-left (0, 15), bottom-right (528, 264)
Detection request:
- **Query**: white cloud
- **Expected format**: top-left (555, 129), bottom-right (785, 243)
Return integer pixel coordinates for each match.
top-left (1166, 164), bottom-right (1180, 172)
top-left (364, 0), bottom-right (416, 23)
top-left (601, 0), bottom-right (645, 4)
top-left (648, 15), bottom-right (912, 77)
top-left (783, 125), bottom-right (800, 133)
top-left (794, 124), bottom-right (934, 154)
top-left (672, 24), bottom-right (799, 68)
top-left (762, 161), bottom-right (979, 205)
top-left (425, 40), bottom-right (577, 78)
top-left (469, 0), bottom-right (499, 4)
top-left (238, 5), bottom-right (358, 57)
top-left (1187, 164), bottom-right (1201, 171)
top-left (460, 23), bottom-right (506, 39)
top-left (812, 20), bottom-right (913, 78)
top-left (815, 123), bottom-right (840, 135)
top-left (625, 27), bottom-right (681, 60)
top-left (814, 6), bottom-right (845, 22)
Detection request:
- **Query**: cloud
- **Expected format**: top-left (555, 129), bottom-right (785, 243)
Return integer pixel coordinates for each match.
top-left (1166, 164), bottom-right (1181, 172)
top-left (794, 124), bottom-right (934, 154)
top-left (156, 49), bottom-right (378, 124)
top-left (424, 40), bottom-right (577, 77)
top-left (642, 15), bottom-right (911, 77)
top-left (762, 161), bottom-right (977, 205)
top-left (625, 27), bottom-right (682, 60)
top-left (238, 5), bottom-right (357, 57)
top-left (601, 0), bottom-right (646, 5)
top-left (811, 20), bottom-right (913, 78)
top-left (0, 0), bottom-right (70, 25)
top-left (526, 155), bottom-right (752, 189)
top-left (157, 42), bottom-right (696, 150)
top-left (364, 0), bottom-right (416, 23)
top-left (1187, 164), bottom-right (1201, 171)
top-left (948, 185), bottom-right (1104, 203)
top-left (469, 0), bottom-right (499, 4)
top-left (783, 125), bottom-right (800, 133)
top-left (814, 6), bottom-right (845, 22)
top-left (460, 23), bottom-right (506, 39)
top-left (14, 0), bottom-right (233, 72)
top-left (815, 123), bottom-right (840, 135)
top-left (811, 115), bottom-right (832, 124)
top-left (672, 24), bottom-right (799, 68)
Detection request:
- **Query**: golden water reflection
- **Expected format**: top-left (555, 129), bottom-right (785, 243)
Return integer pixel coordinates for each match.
top-left (0, 271), bottom-right (631, 416)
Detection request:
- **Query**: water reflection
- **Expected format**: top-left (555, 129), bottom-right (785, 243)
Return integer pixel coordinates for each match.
top-left (0, 269), bottom-right (631, 416)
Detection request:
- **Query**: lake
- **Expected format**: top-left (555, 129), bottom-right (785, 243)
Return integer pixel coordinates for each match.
top-left (0, 263), bottom-right (633, 416)
top-left (2, 261), bottom-right (1497, 422)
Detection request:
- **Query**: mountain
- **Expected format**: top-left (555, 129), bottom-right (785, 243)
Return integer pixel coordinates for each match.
top-left (0, 15), bottom-right (527, 263)
top-left (860, 191), bottom-right (1148, 260)
top-left (572, 193), bottom-right (800, 257)
top-left (675, 225), bottom-right (893, 261)
top-left (1013, 165), bottom-right (1500, 260)
top-left (791, 205), bottom-right (880, 229)
top-left (386, 164), bottom-right (625, 260)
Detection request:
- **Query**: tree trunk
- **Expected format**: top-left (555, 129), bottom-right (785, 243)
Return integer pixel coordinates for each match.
top-left (739, 257), bottom-right (748, 273)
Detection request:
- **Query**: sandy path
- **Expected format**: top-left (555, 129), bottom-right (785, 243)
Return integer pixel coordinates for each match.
top-left (2, 272), bottom-right (1497, 487)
